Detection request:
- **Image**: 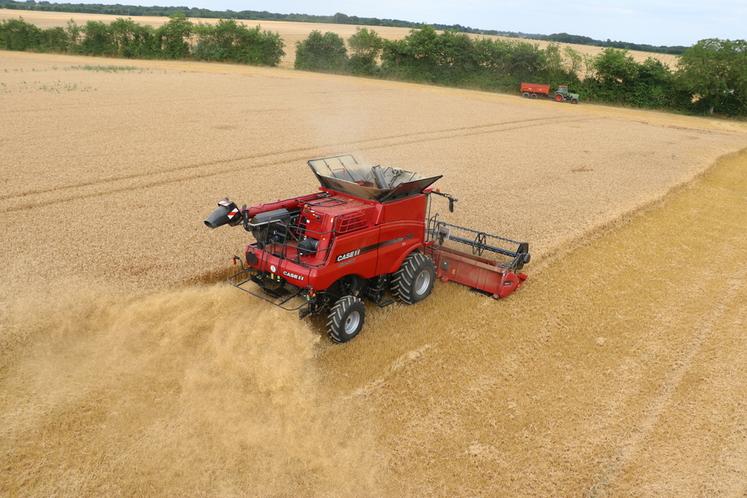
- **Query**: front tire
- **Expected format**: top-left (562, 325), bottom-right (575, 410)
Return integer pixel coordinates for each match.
top-left (327, 296), bottom-right (365, 343)
top-left (392, 252), bottom-right (436, 304)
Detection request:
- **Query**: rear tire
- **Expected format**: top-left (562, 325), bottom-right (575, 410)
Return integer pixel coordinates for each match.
top-left (555, 94), bottom-right (564, 102)
top-left (392, 252), bottom-right (436, 304)
top-left (327, 296), bottom-right (365, 343)
top-left (522, 92), bottom-right (530, 98)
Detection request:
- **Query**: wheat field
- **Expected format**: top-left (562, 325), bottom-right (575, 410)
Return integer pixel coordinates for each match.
top-left (1, 49), bottom-right (746, 496)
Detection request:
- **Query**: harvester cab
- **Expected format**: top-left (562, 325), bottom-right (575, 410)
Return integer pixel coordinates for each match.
top-left (204, 154), bottom-right (530, 342)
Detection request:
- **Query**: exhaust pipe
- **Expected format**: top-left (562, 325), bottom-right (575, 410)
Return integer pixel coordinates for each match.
top-left (204, 198), bottom-right (242, 229)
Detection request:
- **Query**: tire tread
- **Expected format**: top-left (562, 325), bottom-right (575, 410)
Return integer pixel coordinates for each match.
top-left (391, 252), bottom-right (433, 304)
top-left (327, 296), bottom-right (364, 343)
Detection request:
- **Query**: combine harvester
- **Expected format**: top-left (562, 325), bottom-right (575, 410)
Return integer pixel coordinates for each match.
top-left (204, 155), bottom-right (531, 342)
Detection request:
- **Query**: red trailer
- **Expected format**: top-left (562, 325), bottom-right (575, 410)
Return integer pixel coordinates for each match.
top-left (520, 82), bottom-right (550, 98)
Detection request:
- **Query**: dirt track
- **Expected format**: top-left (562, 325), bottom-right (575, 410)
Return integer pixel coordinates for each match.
top-left (1, 50), bottom-right (746, 496)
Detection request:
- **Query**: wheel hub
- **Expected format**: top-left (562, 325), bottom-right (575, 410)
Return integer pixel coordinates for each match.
top-left (414, 269), bottom-right (431, 296)
top-left (344, 310), bottom-right (361, 335)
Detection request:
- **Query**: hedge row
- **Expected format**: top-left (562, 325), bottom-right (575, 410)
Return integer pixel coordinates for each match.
top-left (0, 1), bottom-right (688, 55)
top-left (1, 16), bottom-right (743, 116)
top-left (0, 15), bottom-right (284, 66)
top-left (295, 27), bottom-right (747, 116)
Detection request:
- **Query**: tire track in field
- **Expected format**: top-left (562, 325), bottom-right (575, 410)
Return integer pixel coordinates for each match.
top-left (3, 104), bottom-right (366, 146)
top-left (0, 115), bottom-right (570, 203)
top-left (0, 88), bottom-right (396, 117)
top-left (0, 116), bottom-right (590, 214)
top-left (0, 92), bottom-right (258, 116)
top-left (585, 263), bottom-right (747, 497)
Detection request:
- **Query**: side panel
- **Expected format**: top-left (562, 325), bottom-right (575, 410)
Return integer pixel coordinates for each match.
top-left (309, 226), bottom-right (382, 290)
top-left (376, 195), bottom-right (427, 275)
top-left (520, 82), bottom-right (550, 94)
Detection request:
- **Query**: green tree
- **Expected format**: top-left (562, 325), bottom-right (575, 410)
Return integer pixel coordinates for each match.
top-left (294, 30), bottom-right (348, 71)
top-left (194, 20), bottom-right (284, 66)
top-left (66, 20), bottom-right (82, 50)
top-left (631, 57), bottom-right (676, 108)
top-left (432, 30), bottom-right (477, 83)
top-left (507, 41), bottom-right (546, 81)
top-left (109, 18), bottom-right (158, 58)
top-left (538, 43), bottom-right (580, 88)
top-left (247, 26), bottom-right (284, 66)
top-left (544, 43), bottom-right (564, 78)
top-left (193, 20), bottom-right (237, 61)
top-left (677, 38), bottom-right (747, 115)
top-left (40, 27), bottom-right (71, 52)
top-left (583, 48), bottom-right (640, 103)
top-left (0, 18), bottom-right (43, 51)
top-left (156, 13), bottom-right (192, 59)
top-left (563, 46), bottom-right (583, 76)
top-left (470, 37), bottom-right (517, 90)
top-left (229, 23), bottom-right (284, 66)
top-left (381, 26), bottom-right (441, 81)
top-left (591, 48), bottom-right (639, 85)
top-left (348, 27), bottom-right (382, 75)
top-left (80, 21), bottom-right (114, 55)
top-left (398, 26), bottom-right (439, 80)
top-left (473, 37), bottom-right (512, 73)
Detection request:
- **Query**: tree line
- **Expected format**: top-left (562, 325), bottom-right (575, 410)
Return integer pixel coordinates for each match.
top-left (0, 14), bottom-right (284, 65)
top-left (0, 0), bottom-right (686, 55)
top-left (1, 15), bottom-right (744, 116)
top-left (295, 27), bottom-right (746, 116)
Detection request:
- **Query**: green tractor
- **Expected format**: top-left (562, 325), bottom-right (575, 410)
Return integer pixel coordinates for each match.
top-left (554, 85), bottom-right (580, 104)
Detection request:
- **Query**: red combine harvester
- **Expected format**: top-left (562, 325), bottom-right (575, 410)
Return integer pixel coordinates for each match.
top-left (204, 155), bottom-right (530, 342)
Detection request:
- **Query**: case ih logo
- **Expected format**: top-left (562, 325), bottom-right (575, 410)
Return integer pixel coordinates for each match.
top-left (282, 271), bottom-right (305, 281)
top-left (336, 249), bottom-right (361, 262)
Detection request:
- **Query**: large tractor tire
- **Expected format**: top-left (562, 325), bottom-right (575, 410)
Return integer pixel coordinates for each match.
top-left (327, 295), bottom-right (365, 343)
top-left (555, 94), bottom-right (564, 102)
top-left (392, 252), bottom-right (436, 304)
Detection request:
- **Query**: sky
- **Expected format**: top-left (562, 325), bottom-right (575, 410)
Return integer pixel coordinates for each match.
top-left (64, 0), bottom-right (745, 46)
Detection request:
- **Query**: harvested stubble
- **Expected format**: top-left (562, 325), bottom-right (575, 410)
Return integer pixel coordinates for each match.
top-left (1, 50), bottom-right (746, 496)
